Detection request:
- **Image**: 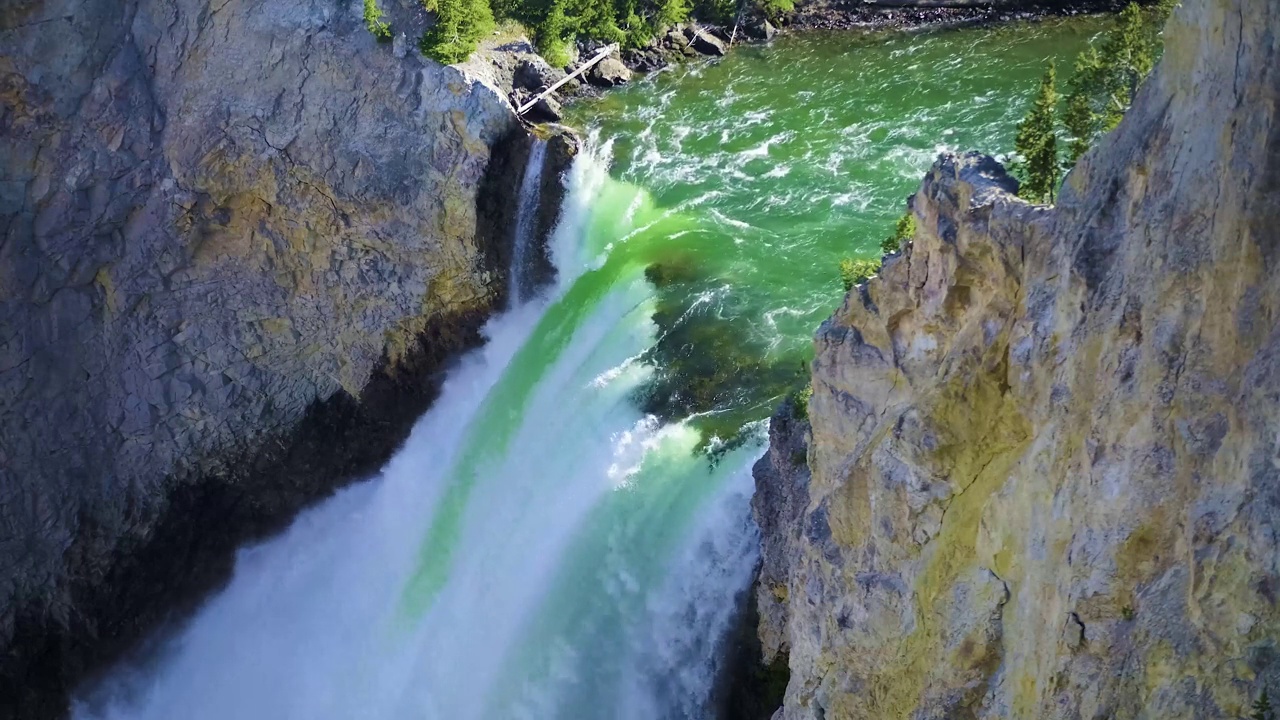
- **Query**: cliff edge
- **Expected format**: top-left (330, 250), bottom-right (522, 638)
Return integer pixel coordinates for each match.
top-left (754, 0), bottom-right (1280, 717)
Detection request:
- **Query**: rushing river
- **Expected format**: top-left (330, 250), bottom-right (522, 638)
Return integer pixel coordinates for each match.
top-left (76, 18), bottom-right (1102, 720)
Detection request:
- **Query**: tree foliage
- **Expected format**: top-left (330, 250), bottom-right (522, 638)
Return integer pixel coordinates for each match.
top-left (364, 0), bottom-right (392, 41)
top-left (881, 212), bottom-right (915, 255)
top-left (1014, 62), bottom-right (1060, 204)
top-left (1254, 691), bottom-right (1275, 720)
top-left (1061, 1), bottom-right (1177, 163)
top-left (839, 257), bottom-right (880, 292)
top-left (420, 0), bottom-right (494, 64)
top-left (415, 0), bottom-right (791, 65)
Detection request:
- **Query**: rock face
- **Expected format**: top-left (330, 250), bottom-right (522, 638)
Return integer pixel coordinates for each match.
top-left (0, 0), bottom-right (555, 715)
top-left (755, 0), bottom-right (1280, 718)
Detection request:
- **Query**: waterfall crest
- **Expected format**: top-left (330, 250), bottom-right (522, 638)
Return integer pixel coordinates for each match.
top-left (74, 140), bottom-right (761, 720)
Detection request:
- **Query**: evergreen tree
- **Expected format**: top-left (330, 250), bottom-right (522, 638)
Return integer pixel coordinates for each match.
top-left (1096, 3), bottom-right (1154, 129)
top-left (654, 0), bottom-right (691, 32)
top-left (1254, 690), bottom-right (1275, 720)
top-left (420, 0), bottom-right (493, 64)
top-left (534, 0), bottom-right (572, 66)
top-left (1062, 46), bottom-right (1102, 164)
top-left (1014, 62), bottom-right (1060, 204)
top-left (1060, 1), bottom-right (1174, 162)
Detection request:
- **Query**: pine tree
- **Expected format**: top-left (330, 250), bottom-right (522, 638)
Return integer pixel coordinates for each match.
top-left (1062, 46), bottom-right (1102, 164)
top-left (1254, 690), bottom-right (1275, 720)
top-left (534, 0), bottom-right (572, 66)
top-left (420, 0), bottom-right (493, 64)
top-left (654, 0), bottom-right (691, 31)
top-left (1059, 1), bottom-right (1174, 163)
top-left (1096, 3), bottom-right (1153, 130)
top-left (1014, 62), bottom-right (1060, 204)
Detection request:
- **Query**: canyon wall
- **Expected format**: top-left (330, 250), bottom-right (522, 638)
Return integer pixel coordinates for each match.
top-left (0, 0), bottom-right (566, 714)
top-left (754, 0), bottom-right (1280, 717)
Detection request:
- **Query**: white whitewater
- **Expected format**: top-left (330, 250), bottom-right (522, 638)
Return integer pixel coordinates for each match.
top-left (74, 140), bottom-right (762, 720)
top-left (511, 138), bottom-right (549, 305)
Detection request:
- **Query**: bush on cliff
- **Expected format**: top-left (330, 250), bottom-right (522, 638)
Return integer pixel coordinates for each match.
top-left (364, 0), bottom-right (393, 40)
top-left (839, 257), bottom-right (880, 292)
top-left (881, 212), bottom-right (915, 255)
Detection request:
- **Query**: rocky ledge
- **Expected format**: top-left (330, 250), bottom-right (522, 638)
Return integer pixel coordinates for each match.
top-left (754, 0), bottom-right (1280, 717)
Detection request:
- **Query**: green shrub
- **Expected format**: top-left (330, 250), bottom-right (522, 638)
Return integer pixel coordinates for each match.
top-left (757, 0), bottom-right (793, 20)
top-left (881, 212), bottom-right (915, 255)
top-left (789, 383), bottom-right (812, 420)
top-left (364, 0), bottom-right (393, 40)
top-left (1253, 690), bottom-right (1274, 720)
top-left (839, 257), bottom-right (880, 292)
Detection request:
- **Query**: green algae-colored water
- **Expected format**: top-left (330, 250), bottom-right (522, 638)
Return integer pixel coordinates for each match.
top-left (565, 18), bottom-right (1104, 439)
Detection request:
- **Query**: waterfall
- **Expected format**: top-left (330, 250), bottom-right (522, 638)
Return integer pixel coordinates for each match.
top-left (511, 138), bottom-right (549, 306)
top-left (74, 139), bottom-right (762, 720)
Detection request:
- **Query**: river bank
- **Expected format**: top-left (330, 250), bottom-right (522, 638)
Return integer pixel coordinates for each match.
top-left (462, 0), bottom-right (1133, 123)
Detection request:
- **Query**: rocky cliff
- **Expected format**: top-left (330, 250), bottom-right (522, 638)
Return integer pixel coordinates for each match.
top-left (754, 0), bottom-right (1280, 717)
top-left (0, 0), bottom-right (570, 715)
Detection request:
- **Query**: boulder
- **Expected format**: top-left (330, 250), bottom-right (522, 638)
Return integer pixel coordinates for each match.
top-left (514, 57), bottom-right (566, 92)
top-left (686, 26), bottom-right (728, 56)
top-left (745, 18), bottom-right (777, 41)
top-left (587, 56), bottom-right (633, 87)
top-left (623, 47), bottom-right (668, 73)
top-left (528, 95), bottom-right (564, 123)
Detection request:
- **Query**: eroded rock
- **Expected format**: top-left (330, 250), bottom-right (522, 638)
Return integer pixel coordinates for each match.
top-left (755, 0), bottom-right (1280, 717)
top-left (0, 0), bottom-right (525, 714)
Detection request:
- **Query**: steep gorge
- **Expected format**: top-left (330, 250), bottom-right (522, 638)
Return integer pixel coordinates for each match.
top-left (754, 0), bottom-right (1280, 717)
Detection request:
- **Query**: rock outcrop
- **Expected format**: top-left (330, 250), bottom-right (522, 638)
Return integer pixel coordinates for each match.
top-left (755, 0), bottom-right (1280, 717)
top-left (0, 0), bottom-right (572, 715)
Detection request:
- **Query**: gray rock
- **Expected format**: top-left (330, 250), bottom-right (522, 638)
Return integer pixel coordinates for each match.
top-left (530, 95), bottom-right (564, 123)
top-left (587, 56), bottom-right (633, 87)
top-left (514, 56), bottom-right (566, 92)
top-left (686, 25), bottom-right (728, 56)
top-left (755, 0), bottom-right (1280, 718)
top-left (0, 0), bottom-right (538, 712)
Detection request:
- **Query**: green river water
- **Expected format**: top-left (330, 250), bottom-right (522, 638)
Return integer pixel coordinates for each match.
top-left (566, 18), bottom-right (1104, 441)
